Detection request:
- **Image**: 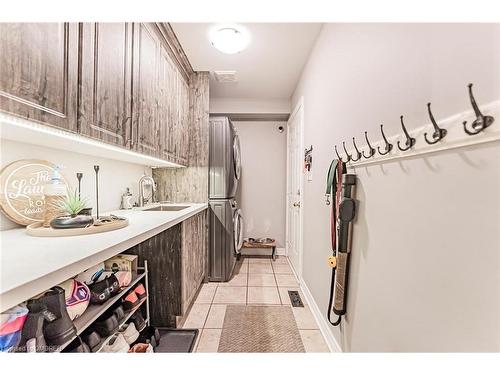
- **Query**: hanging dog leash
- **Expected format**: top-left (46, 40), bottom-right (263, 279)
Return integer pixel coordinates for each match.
top-left (325, 158), bottom-right (356, 326)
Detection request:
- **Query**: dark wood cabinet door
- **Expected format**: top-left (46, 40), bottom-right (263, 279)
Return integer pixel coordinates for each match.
top-left (157, 45), bottom-right (190, 166)
top-left (125, 224), bottom-right (182, 328)
top-left (131, 23), bottom-right (160, 156)
top-left (176, 73), bottom-right (190, 165)
top-left (0, 23), bottom-right (78, 131)
top-left (181, 211), bottom-right (207, 314)
top-left (158, 45), bottom-right (177, 163)
top-left (78, 23), bottom-right (133, 147)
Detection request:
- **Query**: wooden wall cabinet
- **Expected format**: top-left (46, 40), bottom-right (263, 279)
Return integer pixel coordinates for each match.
top-left (125, 210), bottom-right (208, 327)
top-left (78, 23), bottom-right (133, 147)
top-left (0, 22), bottom-right (197, 167)
top-left (0, 23), bottom-right (79, 132)
top-left (176, 72), bottom-right (190, 164)
top-left (158, 45), bottom-right (178, 163)
top-left (131, 23), bottom-right (161, 157)
top-left (158, 45), bottom-right (190, 165)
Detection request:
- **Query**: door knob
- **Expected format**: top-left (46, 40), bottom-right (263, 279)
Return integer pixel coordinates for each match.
top-left (293, 202), bottom-right (301, 208)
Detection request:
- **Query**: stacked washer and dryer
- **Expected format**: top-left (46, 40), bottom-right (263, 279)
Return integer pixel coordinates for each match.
top-left (208, 116), bottom-right (244, 282)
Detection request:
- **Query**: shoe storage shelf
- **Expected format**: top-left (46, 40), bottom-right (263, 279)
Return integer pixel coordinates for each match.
top-left (93, 296), bottom-right (148, 353)
top-left (54, 262), bottom-right (151, 352)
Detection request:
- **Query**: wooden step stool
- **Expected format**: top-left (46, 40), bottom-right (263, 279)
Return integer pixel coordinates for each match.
top-left (241, 239), bottom-right (277, 261)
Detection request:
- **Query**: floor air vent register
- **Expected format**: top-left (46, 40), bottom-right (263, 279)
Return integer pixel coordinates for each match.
top-left (288, 291), bottom-right (304, 307)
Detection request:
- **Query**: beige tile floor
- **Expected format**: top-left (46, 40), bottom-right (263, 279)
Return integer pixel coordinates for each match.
top-left (182, 255), bottom-right (330, 353)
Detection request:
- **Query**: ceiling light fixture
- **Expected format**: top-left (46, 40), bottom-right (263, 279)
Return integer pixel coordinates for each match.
top-left (209, 24), bottom-right (250, 55)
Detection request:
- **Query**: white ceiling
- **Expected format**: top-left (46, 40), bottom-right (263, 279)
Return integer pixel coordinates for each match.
top-left (171, 23), bottom-right (322, 100)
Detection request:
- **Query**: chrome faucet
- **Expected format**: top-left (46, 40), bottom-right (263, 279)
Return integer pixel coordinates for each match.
top-left (138, 175), bottom-right (157, 207)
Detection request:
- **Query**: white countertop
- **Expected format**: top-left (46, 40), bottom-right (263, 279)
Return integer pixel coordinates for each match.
top-left (0, 203), bottom-right (208, 311)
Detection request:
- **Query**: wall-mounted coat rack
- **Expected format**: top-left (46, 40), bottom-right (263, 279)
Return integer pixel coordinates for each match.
top-left (334, 83), bottom-right (499, 168)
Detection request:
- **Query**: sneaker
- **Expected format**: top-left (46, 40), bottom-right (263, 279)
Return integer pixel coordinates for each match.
top-left (100, 271), bottom-right (131, 288)
top-left (113, 305), bottom-right (126, 323)
top-left (34, 287), bottom-right (76, 346)
top-left (134, 284), bottom-right (147, 300)
top-left (122, 291), bottom-right (140, 311)
top-left (94, 310), bottom-right (119, 337)
top-left (135, 332), bottom-right (156, 350)
top-left (140, 326), bottom-right (160, 346)
top-left (89, 274), bottom-right (120, 305)
top-left (130, 311), bottom-right (146, 332)
top-left (114, 271), bottom-right (132, 288)
top-left (119, 323), bottom-right (139, 345)
top-left (81, 330), bottom-right (102, 352)
top-left (128, 342), bottom-right (153, 353)
top-left (100, 333), bottom-right (129, 353)
top-left (65, 337), bottom-right (91, 353)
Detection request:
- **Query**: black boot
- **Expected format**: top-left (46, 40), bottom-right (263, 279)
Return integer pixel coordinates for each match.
top-left (37, 286), bottom-right (76, 347)
top-left (16, 300), bottom-right (48, 352)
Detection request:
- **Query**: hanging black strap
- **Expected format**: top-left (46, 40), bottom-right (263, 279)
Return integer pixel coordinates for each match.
top-left (328, 268), bottom-right (342, 326)
top-left (326, 159), bottom-right (345, 327)
top-left (325, 159), bottom-right (336, 197)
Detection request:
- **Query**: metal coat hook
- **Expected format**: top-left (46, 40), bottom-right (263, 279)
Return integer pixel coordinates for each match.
top-left (397, 115), bottom-right (416, 151)
top-left (342, 141), bottom-right (352, 162)
top-left (351, 137), bottom-right (362, 161)
top-left (362, 131), bottom-right (375, 158)
top-left (462, 83), bottom-right (494, 135)
top-left (334, 145), bottom-right (344, 162)
top-left (424, 102), bottom-right (447, 144)
top-left (377, 124), bottom-right (393, 155)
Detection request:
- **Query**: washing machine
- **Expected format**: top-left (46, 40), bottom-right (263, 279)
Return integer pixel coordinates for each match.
top-left (208, 116), bottom-right (243, 281)
top-left (209, 116), bottom-right (241, 199)
top-left (208, 199), bottom-right (243, 282)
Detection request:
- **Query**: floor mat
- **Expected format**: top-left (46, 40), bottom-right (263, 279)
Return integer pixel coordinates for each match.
top-left (155, 329), bottom-right (199, 353)
top-left (218, 305), bottom-right (305, 353)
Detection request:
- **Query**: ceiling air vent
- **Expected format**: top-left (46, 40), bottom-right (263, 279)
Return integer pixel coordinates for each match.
top-left (214, 70), bottom-right (237, 83)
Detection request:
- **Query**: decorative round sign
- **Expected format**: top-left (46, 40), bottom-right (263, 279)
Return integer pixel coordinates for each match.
top-left (0, 159), bottom-right (71, 226)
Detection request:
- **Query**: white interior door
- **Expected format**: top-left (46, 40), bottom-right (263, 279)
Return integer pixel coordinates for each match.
top-left (286, 98), bottom-right (304, 278)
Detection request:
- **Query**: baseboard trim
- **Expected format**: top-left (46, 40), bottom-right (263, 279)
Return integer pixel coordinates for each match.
top-left (299, 277), bottom-right (342, 353)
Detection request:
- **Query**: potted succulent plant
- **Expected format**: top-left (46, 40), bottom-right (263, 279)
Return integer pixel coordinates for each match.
top-left (50, 190), bottom-right (94, 229)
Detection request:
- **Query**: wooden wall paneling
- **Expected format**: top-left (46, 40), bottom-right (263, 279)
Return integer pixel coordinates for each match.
top-left (78, 22), bottom-right (133, 147)
top-left (188, 71), bottom-right (210, 170)
top-left (132, 23), bottom-right (160, 156)
top-left (153, 72), bottom-right (210, 203)
top-left (125, 224), bottom-right (182, 327)
top-left (0, 23), bottom-right (78, 131)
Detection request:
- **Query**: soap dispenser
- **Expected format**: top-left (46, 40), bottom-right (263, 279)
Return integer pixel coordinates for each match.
top-left (121, 188), bottom-right (133, 210)
top-left (43, 166), bottom-right (68, 227)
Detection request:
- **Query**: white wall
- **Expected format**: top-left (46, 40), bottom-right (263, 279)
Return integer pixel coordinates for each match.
top-left (292, 23), bottom-right (500, 352)
top-left (1, 139), bottom-right (151, 231)
top-left (210, 98), bottom-right (290, 115)
top-left (233, 121), bottom-right (287, 247)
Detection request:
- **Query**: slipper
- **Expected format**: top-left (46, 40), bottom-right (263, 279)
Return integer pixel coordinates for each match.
top-left (128, 343), bottom-right (154, 353)
top-left (122, 291), bottom-right (140, 311)
top-left (134, 284), bottom-right (147, 300)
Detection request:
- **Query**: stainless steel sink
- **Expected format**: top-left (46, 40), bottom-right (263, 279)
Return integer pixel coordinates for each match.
top-left (144, 205), bottom-right (190, 212)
